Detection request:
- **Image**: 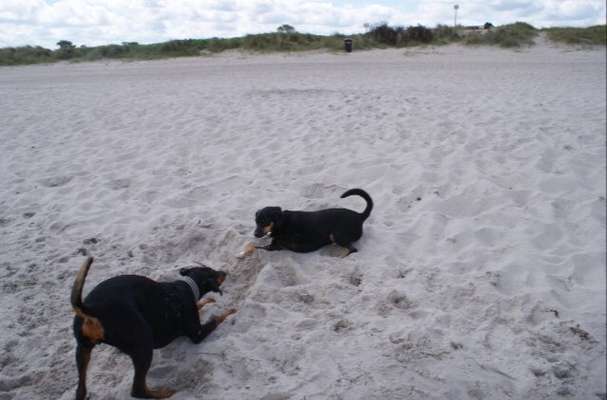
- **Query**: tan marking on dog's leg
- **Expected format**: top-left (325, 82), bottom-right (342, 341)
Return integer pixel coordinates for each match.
top-left (237, 242), bottom-right (257, 258)
top-left (214, 308), bottom-right (237, 324)
top-left (197, 298), bottom-right (215, 310)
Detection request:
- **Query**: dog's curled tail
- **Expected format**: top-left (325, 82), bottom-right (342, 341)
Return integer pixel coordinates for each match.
top-left (341, 188), bottom-right (373, 221)
top-left (71, 257), bottom-right (94, 318)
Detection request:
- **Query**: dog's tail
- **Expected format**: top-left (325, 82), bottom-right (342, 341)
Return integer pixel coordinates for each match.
top-left (71, 257), bottom-right (105, 343)
top-left (71, 257), bottom-right (94, 318)
top-left (341, 188), bottom-right (373, 221)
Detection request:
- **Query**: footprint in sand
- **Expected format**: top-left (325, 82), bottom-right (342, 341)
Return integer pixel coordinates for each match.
top-left (0, 217), bottom-right (13, 227)
top-left (531, 223), bottom-right (563, 250)
top-left (255, 261), bottom-right (301, 288)
top-left (589, 197), bottom-right (606, 224)
top-left (107, 178), bottom-right (131, 190)
top-left (570, 252), bottom-right (606, 289)
top-left (163, 186), bottom-right (209, 209)
top-left (300, 183), bottom-right (342, 199)
top-left (387, 290), bottom-right (416, 310)
top-left (474, 227), bottom-right (502, 247)
top-left (492, 263), bottom-right (535, 295)
top-left (535, 148), bottom-right (556, 173)
top-left (349, 271), bottom-right (363, 287)
top-left (508, 190), bottom-right (532, 208)
top-left (39, 175), bottom-right (72, 188)
top-left (148, 360), bottom-right (211, 392)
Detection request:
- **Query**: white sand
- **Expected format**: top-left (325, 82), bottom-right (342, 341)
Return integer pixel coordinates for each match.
top-left (0, 40), bottom-right (605, 400)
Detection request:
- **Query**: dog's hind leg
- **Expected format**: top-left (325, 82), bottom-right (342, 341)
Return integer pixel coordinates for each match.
top-left (75, 344), bottom-right (93, 400)
top-left (345, 245), bottom-right (358, 257)
top-left (331, 233), bottom-right (358, 257)
top-left (128, 329), bottom-right (175, 399)
top-left (339, 245), bottom-right (358, 258)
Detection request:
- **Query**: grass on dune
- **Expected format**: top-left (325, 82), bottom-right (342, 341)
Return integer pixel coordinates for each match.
top-left (543, 25), bottom-right (606, 45)
top-left (463, 22), bottom-right (538, 48)
top-left (1, 23), bottom-right (605, 66)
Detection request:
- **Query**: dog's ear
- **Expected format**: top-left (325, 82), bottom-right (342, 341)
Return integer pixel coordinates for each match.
top-left (267, 207), bottom-right (283, 229)
top-left (268, 207), bottom-right (282, 219)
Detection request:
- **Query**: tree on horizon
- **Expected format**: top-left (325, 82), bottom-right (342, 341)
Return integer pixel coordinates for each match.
top-left (277, 24), bottom-right (295, 34)
top-left (56, 40), bottom-right (76, 59)
top-left (57, 40), bottom-right (75, 49)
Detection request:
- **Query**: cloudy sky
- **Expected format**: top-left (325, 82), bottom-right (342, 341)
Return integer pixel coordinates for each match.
top-left (1, 0), bottom-right (605, 49)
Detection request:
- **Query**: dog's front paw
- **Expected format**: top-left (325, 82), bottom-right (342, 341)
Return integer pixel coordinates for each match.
top-left (196, 298), bottom-right (216, 310)
top-left (215, 308), bottom-right (237, 324)
top-left (237, 242), bottom-right (256, 259)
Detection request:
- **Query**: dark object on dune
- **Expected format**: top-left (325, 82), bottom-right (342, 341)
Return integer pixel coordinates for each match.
top-left (344, 38), bottom-right (353, 52)
top-left (484, 22), bottom-right (494, 30)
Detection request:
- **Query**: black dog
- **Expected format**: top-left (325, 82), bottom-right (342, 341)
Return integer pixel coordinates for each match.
top-left (71, 257), bottom-right (236, 400)
top-left (254, 188), bottom-right (373, 256)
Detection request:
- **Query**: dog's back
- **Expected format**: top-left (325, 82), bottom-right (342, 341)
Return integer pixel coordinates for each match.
top-left (276, 189), bottom-right (372, 253)
top-left (78, 274), bottom-right (199, 349)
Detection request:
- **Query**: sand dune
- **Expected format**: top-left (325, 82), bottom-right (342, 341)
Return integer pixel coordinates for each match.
top-left (0, 42), bottom-right (605, 400)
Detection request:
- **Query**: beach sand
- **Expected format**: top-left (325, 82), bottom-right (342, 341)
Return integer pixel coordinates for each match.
top-left (0, 40), bottom-right (605, 400)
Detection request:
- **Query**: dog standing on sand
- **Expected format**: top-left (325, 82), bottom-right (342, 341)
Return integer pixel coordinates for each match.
top-left (248, 188), bottom-right (373, 257)
top-left (71, 257), bottom-right (236, 399)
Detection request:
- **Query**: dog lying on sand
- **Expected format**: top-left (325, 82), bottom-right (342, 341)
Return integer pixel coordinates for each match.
top-left (242, 188), bottom-right (373, 257)
top-left (71, 257), bottom-right (236, 399)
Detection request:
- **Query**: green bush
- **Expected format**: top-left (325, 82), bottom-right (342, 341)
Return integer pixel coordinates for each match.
top-left (159, 40), bottom-right (200, 56)
top-left (367, 23), bottom-right (404, 46)
top-left (433, 24), bottom-right (461, 44)
top-left (544, 25), bottom-right (606, 45)
top-left (55, 40), bottom-right (76, 59)
top-left (404, 25), bottom-right (434, 45)
top-left (0, 46), bottom-right (53, 65)
top-left (366, 23), bottom-right (434, 47)
top-left (464, 22), bottom-right (537, 47)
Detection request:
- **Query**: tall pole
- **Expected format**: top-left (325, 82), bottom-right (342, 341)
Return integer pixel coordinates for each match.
top-left (454, 4), bottom-right (459, 27)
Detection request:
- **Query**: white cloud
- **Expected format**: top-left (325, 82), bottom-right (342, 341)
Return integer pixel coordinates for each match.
top-left (0, 0), bottom-right (605, 48)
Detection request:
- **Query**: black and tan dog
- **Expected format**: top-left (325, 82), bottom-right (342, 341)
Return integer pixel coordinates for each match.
top-left (71, 257), bottom-right (236, 400)
top-left (249, 188), bottom-right (373, 257)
